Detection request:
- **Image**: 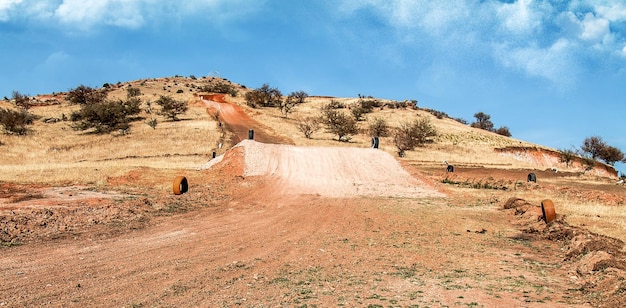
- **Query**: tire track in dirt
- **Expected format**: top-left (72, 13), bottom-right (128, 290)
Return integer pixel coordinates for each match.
top-left (201, 94), bottom-right (293, 145)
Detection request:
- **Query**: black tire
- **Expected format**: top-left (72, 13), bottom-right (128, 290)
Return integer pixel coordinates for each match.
top-left (527, 173), bottom-right (537, 183)
top-left (371, 137), bottom-right (379, 149)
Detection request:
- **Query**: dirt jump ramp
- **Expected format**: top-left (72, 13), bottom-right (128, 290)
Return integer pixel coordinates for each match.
top-left (205, 140), bottom-right (445, 199)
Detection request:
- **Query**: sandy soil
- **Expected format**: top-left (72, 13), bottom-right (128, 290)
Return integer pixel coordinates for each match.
top-left (1, 94), bottom-right (625, 307)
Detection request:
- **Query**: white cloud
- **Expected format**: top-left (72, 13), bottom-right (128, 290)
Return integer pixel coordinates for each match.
top-left (54, 0), bottom-right (144, 29)
top-left (0, 0), bottom-right (262, 30)
top-left (496, 0), bottom-right (543, 36)
top-left (495, 39), bottom-right (578, 87)
top-left (0, 0), bottom-right (23, 21)
top-left (595, 2), bottom-right (626, 22)
top-left (580, 13), bottom-right (610, 43)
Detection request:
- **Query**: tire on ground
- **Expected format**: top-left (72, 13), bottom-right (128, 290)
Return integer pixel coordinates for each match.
top-left (173, 176), bottom-right (189, 195)
top-left (541, 199), bottom-right (556, 223)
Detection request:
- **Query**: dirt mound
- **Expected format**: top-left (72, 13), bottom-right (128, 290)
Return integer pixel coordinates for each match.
top-left (204, 140), bottom-right (445, 198)
top-left (502, 197), bottom-right (626, 307)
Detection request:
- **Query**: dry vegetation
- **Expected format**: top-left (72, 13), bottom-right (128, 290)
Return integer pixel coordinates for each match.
top-left (1, 76), bottom-right (625, 306)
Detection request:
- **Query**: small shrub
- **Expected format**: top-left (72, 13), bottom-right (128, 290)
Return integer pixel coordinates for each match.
top-left (559, 148), bottom-right (577, 167)
top-left (200, 81), bottom-right (238, 97)
top-left (146, 118), bottom-right (158, 129)
top-left (176, 89), bottom-right (184, 93)
top-left (494, 126), bottom-right (512, 137)
top-left (427, 109), bottom-right (449, 119)
top-left (12, 91), bottom-right (32, 109)
top-left (156, 95), bottom-right (188, 121)
top-left (351, 106), bottom-right (369, 121)
top-left (66, 85), bottom-right (108, 105)
top-left (368, 117), bottom-right (389, 137)
top-left (127, 87), bottom-right (142, 98)
top-left (325, 100), bottom-right (345, 109)
top-left (0, 107), bottom-right (36, 135)
top-left (393, 118), bottom-right (437, 156)
top-left (71, 99), bottom-right (141, 134)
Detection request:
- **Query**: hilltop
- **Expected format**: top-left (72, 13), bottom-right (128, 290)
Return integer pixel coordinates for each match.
top-left (1, 75), bottom-right (625, 307)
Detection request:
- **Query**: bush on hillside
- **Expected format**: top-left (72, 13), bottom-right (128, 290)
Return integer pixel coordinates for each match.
top-left (393, 118), bottom-right (437, 157)
top-left (155, 95), bottom-right (188, 121)
top-left (66, 85), bottom-right (108, 105)
top-left (0, 107), bottom-right (36, 135)
top-left (494, 126), bottom-right (512, 137)
top-left (244, 84), bottom-right (282, 108)
top-left (12, 91), bottom-right (32, 109)
top-left (321, 107), bottom-right (358, 142)
top-left (71, 99), bottom-right (141, 134)
top-left (368, 117), bottom-right (389, 137)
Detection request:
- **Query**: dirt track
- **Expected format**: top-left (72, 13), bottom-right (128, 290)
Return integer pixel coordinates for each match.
top-left (1, 95), bottom-right (625, 306)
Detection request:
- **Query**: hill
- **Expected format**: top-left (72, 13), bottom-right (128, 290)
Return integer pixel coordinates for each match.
top-left (1, 76), bottom-right (625, 306)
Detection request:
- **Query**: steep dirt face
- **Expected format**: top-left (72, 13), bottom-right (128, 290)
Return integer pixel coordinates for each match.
top-left (496, 146), bottom-right (618, 178)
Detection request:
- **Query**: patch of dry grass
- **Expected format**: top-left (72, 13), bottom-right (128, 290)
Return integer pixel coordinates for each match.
top-left (0, 78), bottom-right (226, 185)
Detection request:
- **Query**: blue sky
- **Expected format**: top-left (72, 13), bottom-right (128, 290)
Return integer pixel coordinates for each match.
top-left (1, 0), bottom-right (625, 174)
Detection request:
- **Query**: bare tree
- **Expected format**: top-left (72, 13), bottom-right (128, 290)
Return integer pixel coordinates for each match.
top-left (581, 136), bottom-right (606, 160)
top-left (295, 116), bottom-right (321, 139)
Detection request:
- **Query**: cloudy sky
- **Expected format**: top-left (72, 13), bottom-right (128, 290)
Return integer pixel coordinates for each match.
top-left (1, 0), bottom-right (625, 173)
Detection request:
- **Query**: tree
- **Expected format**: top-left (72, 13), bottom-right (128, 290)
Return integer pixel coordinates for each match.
top-left (494, 126), bottom-right (512, 137)
top-left (295, 116), bottom-right (321, 139)
top-left (393, 118), bottom-right (437, 157)
top-left (368, 117), bottom-right (389, 137)
top-left (12, 91), bottom-right (32, 109)
top-left (289, 91), bottom-right (309, 104)
top-left (279, 96), bottom-right (297, 118)
top-left (156, 95), bottom-right (188, 121)
top-left (0, 107), bottom-right (36, 135)
top-left (279, 91), bottom-right (309, 118)
top-left (244, 84), bottom-right (282, 108)
top-left (581, 136), bottom-right (606, 160)
top-left (71, 99), bottom-right (141, 134)
top-left (470, 112), bottom-right (494, 131)
top-left (321, 107), bottom-right (358, 142)
top-left (66, 85), bottom-right (108, 105)
top-left (599, 145), bottom-right (625, 166)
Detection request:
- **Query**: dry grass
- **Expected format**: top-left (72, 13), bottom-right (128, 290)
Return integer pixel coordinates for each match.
top-left (2, 76), bottom-right (625, 245)
top-left (0, 76), bottom-right (229, 185)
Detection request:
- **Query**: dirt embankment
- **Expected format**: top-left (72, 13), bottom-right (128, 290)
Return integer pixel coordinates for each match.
top-left (496, 146), bottom-right (618, 178)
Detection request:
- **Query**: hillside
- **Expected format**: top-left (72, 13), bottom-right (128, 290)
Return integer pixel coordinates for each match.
top-left (1, 76), bottom-right (625, 307)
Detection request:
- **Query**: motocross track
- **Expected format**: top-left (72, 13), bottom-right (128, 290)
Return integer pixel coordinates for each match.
top-left (1, 95), bottom-right (625, 307)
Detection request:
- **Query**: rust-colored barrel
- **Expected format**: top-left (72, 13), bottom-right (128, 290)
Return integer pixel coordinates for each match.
top-left (173, 176), bottom-right (188, 195)
top-left (541, 199), bottom-right (556, 223)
